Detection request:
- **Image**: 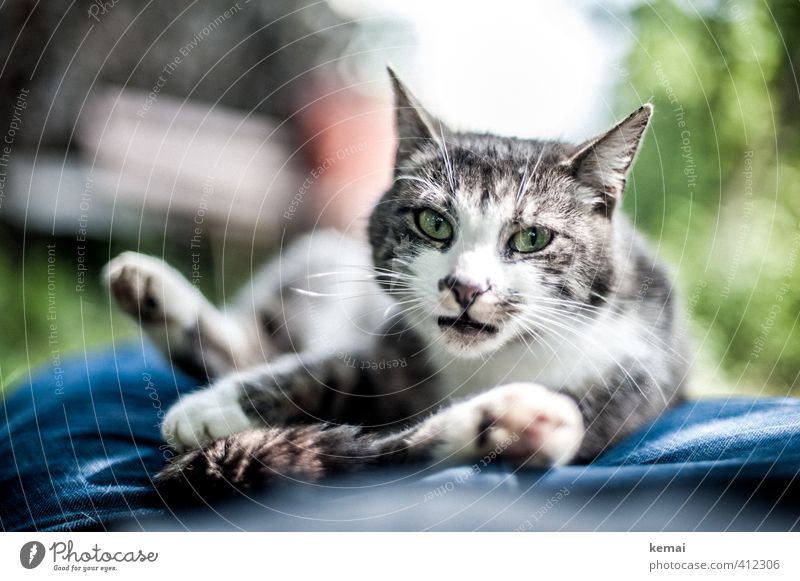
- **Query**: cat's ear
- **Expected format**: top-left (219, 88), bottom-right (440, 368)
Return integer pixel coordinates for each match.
top-left (387, 67), bottom-right (440, 166)
top-left (567, 104), bottom-right (653, 214)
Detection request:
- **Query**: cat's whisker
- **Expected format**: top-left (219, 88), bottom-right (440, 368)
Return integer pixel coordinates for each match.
top-left (293, 279), bottom-right (418, 294)
top-left (515, 158), bottom-right (530, 205)
top-left (300, 269), bottom-right (416, 284)
top-left (314, 277), bottom-right (418, 289)
top-left (371, 308), bottom-right (427, 337)
top-left (288, 289), bottom-right (414, 303)
top-left (291, 288), bottom-right (379, 299)
top-left (385, 297), bottom-right (425, 310)
top-left (355, 265), bottom-right (417, 278)
top-left (437, 127), bottom-right (456, 195)
top-left (546, 306), bottom-right (685, 365)
top-left (515, 146), bottom-right (545, 205)
top-left (529, 144), bottom-right (547, 176)
top-left (516, 310), bottom-right (640, 384)
top-left (393, 174), bottom-right (440, 192)
top-left (381, 303), bottom-right (431, 337)
top-left (515, 317), bottom-right (650, 405)
top-left (385, 257), bottom-right (412, 268)
top-left (513, 293), bottom-right (605, 311)
top-left (509, 314), bottom-right (559, 361)
top-left (300, 270), bottom-right (372, 280)
top-left (509, 324), bottom-right (548, 365)
top-left (393, 302), bottom-right (450, 340)
top-left (515, 310), bottom-right (665, 405)
top-left (513, 299), bottom-right (688, 364)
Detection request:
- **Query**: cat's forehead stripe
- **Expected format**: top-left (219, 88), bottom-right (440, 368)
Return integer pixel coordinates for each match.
top-left (396, 136), bottom-right (582, 224)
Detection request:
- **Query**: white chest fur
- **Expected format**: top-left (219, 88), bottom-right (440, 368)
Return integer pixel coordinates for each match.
top-left (428, 308), bottom-right (656, 401)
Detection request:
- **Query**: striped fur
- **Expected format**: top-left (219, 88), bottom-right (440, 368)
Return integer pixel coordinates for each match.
top-left (154, 424), bottom-right (435, 500)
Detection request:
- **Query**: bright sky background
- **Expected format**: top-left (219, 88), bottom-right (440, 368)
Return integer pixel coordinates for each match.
top-left (331, 0), bottom-right (637, 141)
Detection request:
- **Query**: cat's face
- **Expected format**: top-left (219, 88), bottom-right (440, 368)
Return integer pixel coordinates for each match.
top-left (369, 69), bottom-right (651, 358)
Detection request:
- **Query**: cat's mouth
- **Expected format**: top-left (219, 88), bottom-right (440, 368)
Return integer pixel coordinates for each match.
top-left (437, 314), bottom-right (499, 336)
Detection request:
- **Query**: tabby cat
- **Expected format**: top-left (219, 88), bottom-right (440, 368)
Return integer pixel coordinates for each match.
top-left (105, 69), bottom-right (688, 497)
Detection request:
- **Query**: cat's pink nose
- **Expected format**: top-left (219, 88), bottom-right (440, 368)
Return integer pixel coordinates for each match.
top-left (439, 275), bottom-right (490, 309)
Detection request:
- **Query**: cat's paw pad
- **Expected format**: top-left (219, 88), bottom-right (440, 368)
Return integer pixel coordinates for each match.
top-left (162, 384), bottom-right (252, 452)
top-left (433, 383), bottom-right (583, 467)
top-left (103, 252), bottom-right (197, 326)
top-left (478, 384), bottom-right (584, 467)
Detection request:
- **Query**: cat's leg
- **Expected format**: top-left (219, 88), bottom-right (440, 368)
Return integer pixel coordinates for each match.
top-left (163, 344), bottom-right (584, 466)
top-left (161, 350), bottom-right (415, 452)
top-left (381, 383), bottom-right (585, 468)
top-left (571, 362), bottom-right (686, 462)
top-left (156, 381), bottom-right (585, 494)
top-left (104, 252), bottom-right (261, 380)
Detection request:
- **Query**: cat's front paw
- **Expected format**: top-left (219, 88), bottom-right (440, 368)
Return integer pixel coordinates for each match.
top-left (103, 251), bottom-right (199, 326)
top-left (427, 383), bottom-right (584, 467)
top-left (162, 382), bottom-right (253, 452)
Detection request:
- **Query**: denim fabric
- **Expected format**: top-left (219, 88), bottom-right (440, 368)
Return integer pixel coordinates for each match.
top-left (597, 397), bottom-right (800, 473)
top-left (2, 344), bottom-right (799, 531)
top-left (0, 344), bottom-right (195, 531)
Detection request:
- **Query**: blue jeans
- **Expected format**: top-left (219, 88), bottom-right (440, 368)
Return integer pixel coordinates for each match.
top-left (2, 344), bottom-right (800, 531)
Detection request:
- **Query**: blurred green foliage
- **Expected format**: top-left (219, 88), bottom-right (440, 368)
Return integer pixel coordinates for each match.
top-left (621, 0), bottom-right (800, 394)
top-left (0, 236), bottom-right (134, 393)
top-left (0, 228), bottom-right (253, 394)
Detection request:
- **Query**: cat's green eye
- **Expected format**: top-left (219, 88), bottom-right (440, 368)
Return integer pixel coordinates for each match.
top-left (416, 208), bottom-right (453, 241)
top-left (509, 226), bottom-right (552, 253)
